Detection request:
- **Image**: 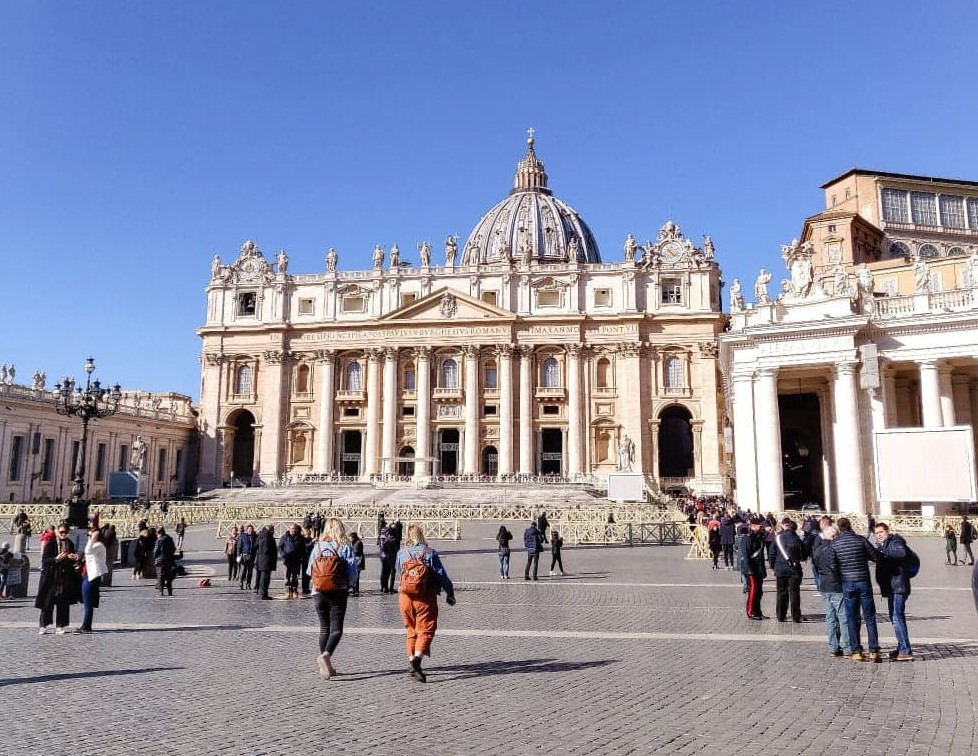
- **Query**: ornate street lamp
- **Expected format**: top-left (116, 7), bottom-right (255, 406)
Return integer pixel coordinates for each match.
top-left (52, 357), bottom-right (122, 527)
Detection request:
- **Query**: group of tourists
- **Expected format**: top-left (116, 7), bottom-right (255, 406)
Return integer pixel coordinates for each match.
top-left (516, 512), bottom-right (565, 580)
top-left (944, 516), bottom-right (976, 566)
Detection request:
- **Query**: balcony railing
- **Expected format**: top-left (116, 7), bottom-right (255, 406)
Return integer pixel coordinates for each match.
top-left (535, 386), bottom-right (566, 399)
top-left (433, 386), bottom-right (462, 400)
top-left (335, 389), bottom-right (365, 402)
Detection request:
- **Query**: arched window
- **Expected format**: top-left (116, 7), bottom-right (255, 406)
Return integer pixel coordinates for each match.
top-left (234, 365), bottom-right (253, 395)
top-left (918, 243), bottom-right (940, 259)
top-left (947, 246), bottom-right (968, 258)
top-left (663, 355), bottom-right (684, 390)
top-left (441, 358), bottom-right (458, 388)
top-left (596, 358), bottom-right (611, 388)
top-left (542, 357), bottom-right (560, 388)
top-left (295, 364), bottom-right (310, 394)
top-left (345, 361), bottom-right (362, 391)
top-left (886, 241), bottom-right (911, 260)
top-left (403, 361), bottom-right (416, 391)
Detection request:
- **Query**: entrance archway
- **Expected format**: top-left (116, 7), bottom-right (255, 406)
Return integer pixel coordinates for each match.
top-left (658, 406), bottom-right (694, 478)
top-left (229, 409), bottom-right (256, 484)
top-left (439, 428), bottom-right (459, 475)
top-left (779, 393), bottom-right (825, 508)
top-left (482, 445), bottom-right (498, 477)
top-left (540, 429), bottom-right (563, 476)
top-left (340, 430), bottom-right (362, 477)
top-left (398, 446), bottom-right (415, 477)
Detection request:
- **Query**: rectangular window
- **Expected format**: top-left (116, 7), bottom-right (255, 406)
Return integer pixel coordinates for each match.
top-left (400, 293), bottom-right (417, 307)
top-left (594, 288), bottom-right (612, 307)
top-left (542, 405), bottom-right (560, 416)
top-left (42, 438), bottom-right (55, 481)
top-left (485, 366), bottom-right (498, 389)
top-left (910, 191), bottom-right (938, 226)
top-left (342, 407), bottom-right (360, 417)
top-left (968, 198), bottom-right (978, 230)
top-left (483, 404), bottom-right (497, 416)
top-left (882, 278), bottom-right (899, 296)
top-left (401, 406), bottom-right (415, 417)
top-left (95, 443), bottom-right (107, 482)
top-left (157, 449), bottom-right (167, 482)
top-left (298, 298), bottom-right (315, 315)
top-left (403, 368), bottom-right (416, 391)
top-left (939, 195), bottom-right (966, 229)
top-left (881, 188), bottom-right (909, 222)
top-left (661, 280), bottom-right (683, 304)
top-left (342, 296), bottom-right (364, 313)
top-left (481, 291), bottom-right (498, 306)
top-left (118, 444), bottom-right (129, 472)
top-left (8, 435), bottom-right (24, 481)
top-left (237, 292), bottom-right (257, 316)
top-left (537, 290), bottom-right (560, 307)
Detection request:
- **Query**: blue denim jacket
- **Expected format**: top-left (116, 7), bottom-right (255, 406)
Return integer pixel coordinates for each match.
top-left (395, 544), bottom-right (454, 598)
top-left (306, 540), bottom-right (359, 593)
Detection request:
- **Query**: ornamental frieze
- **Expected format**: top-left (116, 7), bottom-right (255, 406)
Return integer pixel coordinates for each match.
top-left (294, 325), bottom-right (511, 341)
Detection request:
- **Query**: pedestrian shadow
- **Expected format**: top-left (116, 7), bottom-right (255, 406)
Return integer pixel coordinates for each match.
top-left (0, 666), bottom-right (183, 688)
top-left (96, 624), bottom-right (248, 633)
top-left (428, 657), bottom-right (616, 682)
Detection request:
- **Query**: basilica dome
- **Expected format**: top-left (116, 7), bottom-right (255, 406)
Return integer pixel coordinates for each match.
top-left (460, 135), bottom-right (602, 266)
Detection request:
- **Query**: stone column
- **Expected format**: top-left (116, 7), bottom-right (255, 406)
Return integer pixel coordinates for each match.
top-left (938, 365), bottom-right (955, 426)
top-left (363, 349), bottom-right (382, 478)
top-left (833, 362), bottom-right (866, 514)
top-left (381, 347), bottom-right (398, 476)
top-left (198, 353), bottom-right (226, 488)
top-left (952, 374), bottom-right (973, 427)
top-left (315, 350), bottom-right (335, 474)
top-left (731, 372), bottom-right (758, 510)
top-left (919, 359), bottom-right (943, 428)
top-left (883, 367), bottom-right (899, 428)
top-left (463, 345), bottom-right (480, 474)
top-left (518, 345), bottom-right (534, 475)
top-left (691, 420), bottom-right (704, 480)
top-left (257, 350), bottom-right (288, 484)
top-left (414, 347), bottom-right (432, 480)
top-left (754, 367), bottom-right (783, 512)
top-left (566, 343), bottom-right (583, 479)
top-left (498, 345), bottom-right (514, 476)
top-left (617, 342), bottom-right (644, 472)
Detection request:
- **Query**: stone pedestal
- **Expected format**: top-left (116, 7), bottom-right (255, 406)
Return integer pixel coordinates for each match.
top-left (608, 472), bottom-right (645, 502)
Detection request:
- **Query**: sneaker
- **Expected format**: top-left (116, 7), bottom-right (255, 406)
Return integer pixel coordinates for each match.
top-left (895, 653), bottom-right (914, 662)
top-left (317, 654), bottom-right (330, 679)
top-left (78, 628), bottom-right (93, 634)
top-left (868, 651), bottom-right (882, 663)
top-left (39, 626), bottom-right (53, 635)
top-left (888, 649), bottom-right (900, 660)
top-left (56, 627), bottom-right (75, 635)
top-left (548, 570), bottom-right (555, 576)
top-left (850, 652), bottom-right (865, 662)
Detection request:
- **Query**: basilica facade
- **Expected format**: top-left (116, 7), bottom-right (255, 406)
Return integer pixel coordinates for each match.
top-left (197, 137), bottom-right (727, 493)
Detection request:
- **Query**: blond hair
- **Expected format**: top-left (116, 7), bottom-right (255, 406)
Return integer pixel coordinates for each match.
top-left (406, 524), bottom-right (427, 546)
top-left (321, 517), bottom-right (349, 545)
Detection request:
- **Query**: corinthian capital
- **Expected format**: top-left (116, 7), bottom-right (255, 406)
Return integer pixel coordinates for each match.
top-left (414, 345), bottom-right (432, 361)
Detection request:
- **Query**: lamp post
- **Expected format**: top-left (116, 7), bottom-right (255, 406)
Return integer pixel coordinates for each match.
top-left (52, 357), bottom-right (122, 527)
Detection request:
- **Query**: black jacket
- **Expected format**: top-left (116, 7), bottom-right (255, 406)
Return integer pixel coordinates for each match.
top-left (811, 537), bottom-right (843, 594)
top-left (277, 531), bottom-right (305, 565)
top-left (875, 533), bottom-right (911, 597)
top-left (768, 530), bottom-right (807, 578)
top-left (255, 528), bottom-right (278, 572)
top-left (740, 530), bottom-right (767, 578)
top-left (832, 529), bottom-right (878, 583)
top-left (719, 519), bottom-right (736, 547)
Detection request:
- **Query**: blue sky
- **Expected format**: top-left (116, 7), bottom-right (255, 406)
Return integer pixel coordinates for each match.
top-left (2, 1), bottom-right (976, 399)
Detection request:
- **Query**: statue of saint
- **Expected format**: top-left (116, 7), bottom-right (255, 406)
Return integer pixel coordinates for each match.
top-left (130, 436), bottom-right (148, 474)
top-left (856, 264), bottom-right (873, 295)
top-left (567, 236), bottom-right (580, 260)
top-left (520, 242), bottom-right (533, 267)
top-left (277, 250), bottom-right (288, 274)
top-left (418, 240), bottom-right (431, 268)
top-left (211, 255), bottom-right (221, 279)
top-left (326, 247), bottom-right (338, 272)
top-left (372, 244), bottom-right (385, 269)
top-left (913, 257), bottom-right (930, 293)
top-left (703, 236), bottom-right (715, 260)
top-left (6, 364), bottom-right (14, 385)
top-left (729, 278), bottom-right (744, 312)
top-left (389, 244), bottom-right (400, 268)
top-left (617, 433), bottom-right (635, 472)
top-left (833, 264), bottom-right (850, 297)
top-left (444, 235), bottom-right (458, 267)
top-left (969, 249), bottom-right (978, 288)
top-left (754, 269), bottom-right (772, 304)
top-left (0, 364), bottom-right (7, 384)
top-left (623, 233), bottom-right (639, 262)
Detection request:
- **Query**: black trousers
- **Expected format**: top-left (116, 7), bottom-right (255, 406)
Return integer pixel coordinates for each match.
top-left (239, 562), bottom-right (253, 588)
top-left (314, 590), bottom-right (349, 655)
top-left (722, 544), bottom-right (734, 567)
top-left (775, 575), bottom-right (802, 622)
top-left (284, 561), bottom-right (301, 592)
top-left (40, 601), bottom-right (71, 628)
top-left (227, 556), bottom-right (238, 581)
top-left (747, 575), bottom-right (763, 617)
top-left (525, 551), bottom-right (540, 580)
top-left (158, 565), bottom-right (175, 596)
top-left (380, 558), bottom-right (395, 592)
top-left (257, 569), bottom-right (272, 598)
top-left (550, 553), bottom-right (564, 573)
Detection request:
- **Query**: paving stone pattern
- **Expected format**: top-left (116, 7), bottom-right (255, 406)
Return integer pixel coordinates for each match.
top-left (1, 523), bottom-right (976, 756)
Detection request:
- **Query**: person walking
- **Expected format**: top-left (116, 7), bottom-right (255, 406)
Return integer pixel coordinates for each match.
top-left (35, 523), bottom-right (82, 634)
top-left (708, 519), bottom-right (722, 570)
top-left (255, 525), bottom-right (277, 599)
top-left (380, 525), bottom-right (398, 593)
top-left (874, 522), bottom-right (914, 661)
top-left (396, 524), bottom-right (456, 683)
top-left (959, 516), bottom-right (975, 566)
top-left (549, 529), bottom-right (565, 576)
top-left (349, 531), bottom-right (365, 595)
top-left (769, 518), bottom-right (806, 623)
top-left (812, 524), bottom-right (852, 657)
top-left (496, 525), bottom-right (513, 579)
top-left (741, 517), bottom-right (768, 620)
top-left (523, 520), bottom-right (544, 581)
top-left (834, 517), bottom-right (881, 662)
top-left (224, 526), bottom-right (239, 582)
top-left (536, 512), bottom-right (550, 544)
top-left (719, 515), bottom-right (736, 570)
top-left (237, 524), bottom-right (256, 590)
top-left (80, 526), bottom-right (109, 632)
top-left (278, 523), bottom-right (305, 599)
top-left (154, 526), bottom-right (177, 597)
top-left (945, 524), bottom-right (959, 565)
top-left (307, 518), bottom-right (359, 679)
top-left (175, 518), bottom-right (187, 551)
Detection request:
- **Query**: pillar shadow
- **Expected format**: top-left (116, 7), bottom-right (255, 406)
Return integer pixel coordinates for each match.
top-left (0, 665), bottom-right (184, 688)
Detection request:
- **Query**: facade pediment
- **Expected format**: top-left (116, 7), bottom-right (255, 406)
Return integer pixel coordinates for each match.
top-left (378, 287), bottom-right (516, 323)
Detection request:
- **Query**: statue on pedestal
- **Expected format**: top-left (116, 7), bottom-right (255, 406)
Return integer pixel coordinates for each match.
top-left (754, 269), bottom-right (772, 304)
top-left (617, 433), bottom-right (635, 472)
top-left (326, 247), bottom-right (338, 272)
top-left (276, 250), bottom-right (289, 274)
top-left (389, 244), bottom-right (400, 268)
top-left (444, 235), bottom-right (458, 268)
top-left (729, 279), bottom-right (744, 312)
top-left (623, 234), bottom-right (639, 263)
top-left (130, 436), bottom-right (148, 474)
top-left (418, 240), bottom-right (431, 268)
top-left (372, 245), bottom-right (385, 269)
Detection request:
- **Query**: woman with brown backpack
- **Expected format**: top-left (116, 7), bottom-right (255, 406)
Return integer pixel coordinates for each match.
top-left (307, 518), bottom-right (359, 680)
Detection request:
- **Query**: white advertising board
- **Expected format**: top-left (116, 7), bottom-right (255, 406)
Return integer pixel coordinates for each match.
top-left (873, 426), bottom-right (978, 503)
top-left (607, 472), bottom-right (645, 502)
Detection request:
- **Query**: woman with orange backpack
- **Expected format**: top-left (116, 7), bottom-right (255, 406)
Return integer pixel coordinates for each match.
top-left (396, 524), bottom-right (457, 683)
top-left (306, 518), bottom-right (359, 680)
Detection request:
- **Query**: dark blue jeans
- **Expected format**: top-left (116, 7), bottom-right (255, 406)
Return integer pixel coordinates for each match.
top-left (887, 593), bottom-right (912, 654)
top-left (81, 575), bottom-right (101, 631)
top-left (843, 580), bottom-right (879, 653)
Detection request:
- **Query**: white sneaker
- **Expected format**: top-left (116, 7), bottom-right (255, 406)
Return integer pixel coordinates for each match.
top-left (549, 570), bottom-right (555, 576)
top-left (39, 626), bottom-right (53, 635)
top-left (56, 627), bottom-right (69, 635)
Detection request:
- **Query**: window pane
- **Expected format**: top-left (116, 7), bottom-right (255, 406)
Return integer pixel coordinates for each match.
top-left (887, 241), bottom-right (910, 260)
top-left (910, 192), bottom-right (938, 226)
top-left (485, 366), bottom-right (497, 389)
top-left (442, 359), bottom-right (458, 388)
top-left (881, 189), bottom-right (909, 222)
top-left (918, 243), bottom-right (940, 259)
top-left (404, 368), bottom-right (416, 391)
top-left (664, 356), bottom-right (684, 389)
top-left (968, 198), bottom-right (978, 229)
top-left (939, 195), bottom-right (966, 228)
top-left (235, 365), bottom-right (253, 394)
top-left (346, 362), bottom-right (362, 391)
top-left (543, 357), bottom-right (560, 387)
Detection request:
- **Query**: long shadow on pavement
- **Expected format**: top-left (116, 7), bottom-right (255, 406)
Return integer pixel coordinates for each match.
top-left (0, 666), bottom-right (184, 688)
top-left (428, 657), bottom-right (616, 682)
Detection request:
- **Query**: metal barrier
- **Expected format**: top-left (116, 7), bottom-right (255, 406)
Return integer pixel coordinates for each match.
top-left (553, 520), bottom-right (694, 547)
top-left (215, 518), bottom-right (462, 541)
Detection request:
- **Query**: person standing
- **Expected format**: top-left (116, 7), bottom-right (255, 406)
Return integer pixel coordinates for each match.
top-left (380, 525), bottom-right (398, 593)
top-left (224, 526), bottom-right (239, 582)
top-left (536, 512), bottom-right (550, 544)
top-left (255, 525), bottom-right (277, 599)
top-left (307, 518), bottom-right (359, 679)
top-left (349, 531), bottom-right (365, 596)
top-left (237, 524), bottom-right (256, 590)
top-left (708, 519), bottom-right (722, 570)
top-left (396, 524), bottom-right (456, 683)
top-left (35, 523), bottom-right (82, 634)
top-left (496, 525), bottom-right (513, 579)
top-left (742, 517), bottom-right (768, 620)
top-left (101, 525), bottom-right (118, 587)
top-left (834, 517), bottom-right (881, 662)
top-left (277, 523), bottom-right (305, 599)
top-left (874, 522), bottom-right (914, 661)
top-left (549, 529), bottom-right (565, 576)
top-left (80, 526), bottom-right (109, 632)
top-left (154, 526), bottom-right (177, 597)
top-left (719, 515), bottom-right (736, 570)
top-left (175, 518), bottom-right (187, 551)
top-left (812, 524), bottom-right (852, 657)
top-left (769, 518), bottom-right (806, 623)
top-left (523, 520), bottom-right (543, 581)
top-left (959, 516), bottom-right (975, 566)
top-left (945, 524), bottom-right (959, 565)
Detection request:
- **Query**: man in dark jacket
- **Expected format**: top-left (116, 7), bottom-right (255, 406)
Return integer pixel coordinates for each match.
top-left (834, 517), bottom-right (880, 662)
top-left (236, 524), bottom-right (256, 590)
top-left (719, 516), bottom-right (736, 570)
top-left (874, 522), bottom-right (914, 661)
top-left (960, 516), bottom-right (975, 566)
top-left (741, 517), bottom-right (768, 620)
top-left (255, 525), bottom-right (277, 600)
top-left (811, 524), bottom-right (852, 657)
top-left (154, 526), bottom-right (177, 597)
top-left (769, 518), bottom-right (807, 623)
top-left (277, 523), bottom-right (305, 599)
top-left (523, 521), bottom-right (544, 581)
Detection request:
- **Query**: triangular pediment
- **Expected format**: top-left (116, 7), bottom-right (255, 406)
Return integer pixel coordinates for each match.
top-left (378, 287), bottom-right (516, 323)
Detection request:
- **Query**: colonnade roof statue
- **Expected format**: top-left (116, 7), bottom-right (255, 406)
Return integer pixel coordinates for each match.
top-left (460, 130), bottom-right (602, 267)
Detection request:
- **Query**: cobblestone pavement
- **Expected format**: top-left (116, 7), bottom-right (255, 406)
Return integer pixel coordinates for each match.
top-left (2, 523), bottom-right (977, 756)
